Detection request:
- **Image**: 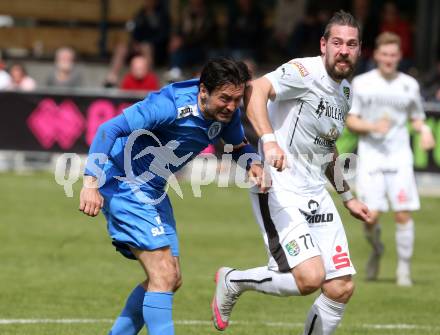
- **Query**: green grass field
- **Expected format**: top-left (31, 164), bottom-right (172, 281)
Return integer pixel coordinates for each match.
top-left (1, 172), bottom-right (440, 335)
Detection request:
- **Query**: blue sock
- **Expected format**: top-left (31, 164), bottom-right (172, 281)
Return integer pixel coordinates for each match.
top-left (109, 285), bottom-right (145, 335)
top-left (143, 292), bottom-right (174, 335)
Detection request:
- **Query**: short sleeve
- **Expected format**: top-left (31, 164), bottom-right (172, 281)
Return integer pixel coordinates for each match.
top-left (265, 61), bottom-right (309, 102)
top-left (221, 109), bottom-right (245, 145)
top-left (123, 92), bottom-right (176, 131)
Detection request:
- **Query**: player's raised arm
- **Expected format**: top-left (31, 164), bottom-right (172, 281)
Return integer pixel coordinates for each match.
top-left (244, 77), bottom-right (286, 171)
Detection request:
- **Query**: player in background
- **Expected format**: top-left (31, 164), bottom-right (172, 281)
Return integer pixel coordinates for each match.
top-left (212, 11), bottom-right (371, 335)
top-left (346, 32), bottom-right (435, 286)
top-left (79, 58), bottom-right (266, 335)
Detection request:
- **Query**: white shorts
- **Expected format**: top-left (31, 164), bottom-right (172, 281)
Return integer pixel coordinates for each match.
top-left (250, 189), bottom-right (356, 280)
top-left (356, 164), bottom-right (420, 212)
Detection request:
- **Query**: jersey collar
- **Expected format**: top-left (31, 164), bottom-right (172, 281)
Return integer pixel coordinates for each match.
top-left (318, 56), bottom-right (342, 90)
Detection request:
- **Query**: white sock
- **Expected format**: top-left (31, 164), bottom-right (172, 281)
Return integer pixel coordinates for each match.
top-left (395, 219), bottom-right (414, 274)
top-left (303, 294), bottom-right (345, 335)
top-left (227, 266), bottom-right (300, 297)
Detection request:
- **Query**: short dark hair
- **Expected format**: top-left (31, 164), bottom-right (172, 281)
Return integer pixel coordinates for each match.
top-left (323, 10), bottom-right (361, 41)
top-left (200, 58), bottom-right (251, 93)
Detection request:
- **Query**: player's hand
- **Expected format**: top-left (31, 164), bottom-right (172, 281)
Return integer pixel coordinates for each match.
top-left (344, 198), bottom-right (372, 224)
top-left (372, 118), bottom-right (390, 134)
top-left (263, 142), bottom-right (287, 172)
top-left (248, 162), bottom-right (272, 193)
top-left (79, 176), bottom-right (104, 217)
top-left (420, 126), bottom-right (435, 150)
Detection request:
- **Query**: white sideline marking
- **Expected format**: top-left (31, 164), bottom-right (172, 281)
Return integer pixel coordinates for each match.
top-left (0, 319), bottom-right (438, 331)
top-left (0, 319), bottom-right (113, 325)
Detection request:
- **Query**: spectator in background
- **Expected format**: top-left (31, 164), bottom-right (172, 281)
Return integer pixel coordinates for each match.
top-left (120, 54), bottom-right (160, 92)
top-left (226, 0), bottom-right (265, 61)
top-left (287, 6), bottom-right (331, 58)
top-left (105, 0), bottom-right (170, 87)
top-left (379, 1), bottom-right (413, 71)
top-left (7, 63), bottom-right (36, 91)
top-left (166, 0), bottom-right (217, 82)
top-left (351, 0), bottom-right (379, 74)
top-left (272, 0), bottom-right (306, 58)
top-left (0, 54), bottom-right (11, 90)
top-left (46, 47), bottom-right (83, 88)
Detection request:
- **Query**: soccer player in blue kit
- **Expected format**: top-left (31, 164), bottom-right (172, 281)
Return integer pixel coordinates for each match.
top-left (79, 58), bottom-right (265, 335)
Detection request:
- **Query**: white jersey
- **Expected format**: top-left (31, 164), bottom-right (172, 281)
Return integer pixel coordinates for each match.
top-left (263, 56), bottom-right (352, 195)
top-left (349, 69), bottom-right (425, 167)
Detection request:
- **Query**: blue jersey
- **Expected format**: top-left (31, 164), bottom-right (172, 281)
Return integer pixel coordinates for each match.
top-left (87, 79), bottom-right (245, 191)
top-left (86, 79), bottom-right (248, 259)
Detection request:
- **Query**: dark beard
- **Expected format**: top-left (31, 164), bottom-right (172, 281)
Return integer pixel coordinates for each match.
top-left (326, 58), bottom-right (355, 81)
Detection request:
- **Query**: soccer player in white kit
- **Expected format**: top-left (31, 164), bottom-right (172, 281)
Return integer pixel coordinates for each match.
top-left (211, 11), bottom-right (372, 335)
top-left (346, 32), bottom-right (435, 286)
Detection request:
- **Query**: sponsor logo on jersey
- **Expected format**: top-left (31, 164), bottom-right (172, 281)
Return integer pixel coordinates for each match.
top-left (397, 188), bottom-right (408, 204)
top-left (177, 104), bottom-right (198, 119)
top-left (299, 200), bottom-right (334, 224)
top-left (281, 66), bottom-right (287, 78)
top-left (315, 97), bottom-right (346, 121)
top-left (314, 136), bottom-right (336, 148)
top-left (208, 121), bottom-right (222, 139)
top-left (313, 128), bottom-right (339, 148)
top-left (151, 216), bottom-right (165, 237)
top-left (364, 96), bottom-right (408, 109)
top-left (324, 127), bottom-right (340, 140)
top-left (324, 103), bottom-right (346, 121)
top-left (285, 239), bottom-right (300, 256)
top-left (289, 61), bottom-right (309, 77)
top-left (315, 98), bottom-right (326, 118)
top-left (332, 245), bottom-right (351, 269)
top-left (343, 86), bottom-right (350, 100)
top-left (308, 199), bottom-right (319, 213)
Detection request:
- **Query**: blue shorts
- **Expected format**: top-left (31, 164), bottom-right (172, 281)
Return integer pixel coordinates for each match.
top-left (100, 178), bottom-right (179, 260)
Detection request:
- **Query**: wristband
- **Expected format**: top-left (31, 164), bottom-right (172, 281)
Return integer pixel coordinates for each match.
top-left (340, 190), bottom-right (354, 202)
top-left (261, 133), bottom-right (277, 144)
